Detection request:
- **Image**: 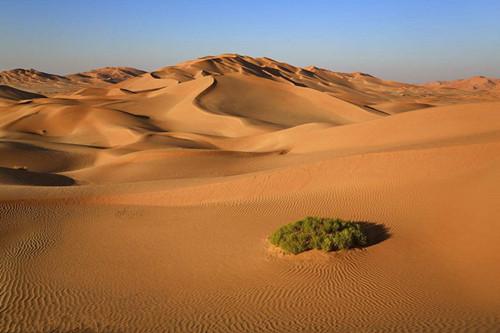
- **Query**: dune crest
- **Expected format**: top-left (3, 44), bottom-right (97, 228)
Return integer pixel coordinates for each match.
top-left (0, 66), bottom-right (146, 95)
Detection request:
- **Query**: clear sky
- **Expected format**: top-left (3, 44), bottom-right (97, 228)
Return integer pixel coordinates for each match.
top-left (1, 0), bottom-right (499, 82)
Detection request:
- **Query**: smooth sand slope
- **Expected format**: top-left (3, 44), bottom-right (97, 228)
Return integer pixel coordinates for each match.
top-left (1, 54), bottom-right (500, 332)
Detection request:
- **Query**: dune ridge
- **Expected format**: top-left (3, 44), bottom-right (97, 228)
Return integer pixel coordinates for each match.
top-left (0, 67), bottom-right (146, 95)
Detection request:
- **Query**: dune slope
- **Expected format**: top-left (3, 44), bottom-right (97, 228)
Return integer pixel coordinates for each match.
top-left (0, 85), bottom-right (45, 100)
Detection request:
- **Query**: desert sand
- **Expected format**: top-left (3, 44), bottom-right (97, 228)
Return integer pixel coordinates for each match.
top-left (1, 54), bottom-right (499, 332)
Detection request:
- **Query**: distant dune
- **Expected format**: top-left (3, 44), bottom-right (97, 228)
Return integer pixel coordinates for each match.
top-left (0, 66), bottom-right (145, 95)
top-left (67, 66), bottom-right (146, 84)
top-left (425, 75), bottom-right (500, 91)
top-left (1, 54), bottom-right (499, 332)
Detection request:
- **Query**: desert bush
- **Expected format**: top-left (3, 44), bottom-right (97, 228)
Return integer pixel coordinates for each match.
top-left (269, 216), bottom-right (367, 254)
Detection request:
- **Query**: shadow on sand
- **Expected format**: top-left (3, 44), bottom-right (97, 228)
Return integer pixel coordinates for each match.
top-left (358, 222), bottom-right (391, 248)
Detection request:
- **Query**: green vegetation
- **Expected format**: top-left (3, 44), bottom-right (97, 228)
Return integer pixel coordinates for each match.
top-left (269, 217), bottom-right (368, 254)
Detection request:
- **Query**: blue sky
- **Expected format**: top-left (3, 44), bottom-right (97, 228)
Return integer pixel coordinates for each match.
top-left (1, 0), bottom-right (499, 82)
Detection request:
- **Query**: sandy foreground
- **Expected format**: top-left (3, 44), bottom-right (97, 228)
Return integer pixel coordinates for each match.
top-left (1, 54), bottom-right (500, 332)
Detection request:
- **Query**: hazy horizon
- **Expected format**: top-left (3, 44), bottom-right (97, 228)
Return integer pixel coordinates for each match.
top-left (1, 0), bottom-right (500, 83)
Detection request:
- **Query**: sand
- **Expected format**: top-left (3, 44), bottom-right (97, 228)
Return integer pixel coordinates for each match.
top-left (0, 67), bottom-right (145, 95)
top-left (1, 54), bottom-right (499, 332)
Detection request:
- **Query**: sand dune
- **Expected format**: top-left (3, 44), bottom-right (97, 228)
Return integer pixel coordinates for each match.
top-left (0, 84), bottom-right (45, 100)
top-left (0, 67), bottom-right (145, 95)
top-left (1, 54), bottom-right (500, 332)
top-left (67, 67), bottom-right (146, 84)
top-left (198, 74), bottom-right (380, 126)
top-left (425, 75), bottom-right (500, 91)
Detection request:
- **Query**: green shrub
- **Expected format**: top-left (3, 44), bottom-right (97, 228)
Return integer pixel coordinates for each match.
top-left (268, 217), bottom-right (368, 254)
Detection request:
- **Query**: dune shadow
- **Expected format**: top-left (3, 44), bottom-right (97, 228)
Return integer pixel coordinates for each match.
top-left (0, 166), bottom-right (75, 186)
top-left (356, 222), bottom-right (391, 247)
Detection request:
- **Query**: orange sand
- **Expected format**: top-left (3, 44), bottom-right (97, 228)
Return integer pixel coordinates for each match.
top-left (1, 54), bottom-right (499, 332)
